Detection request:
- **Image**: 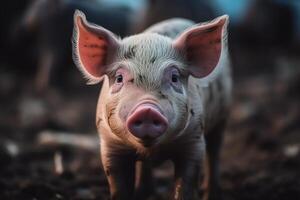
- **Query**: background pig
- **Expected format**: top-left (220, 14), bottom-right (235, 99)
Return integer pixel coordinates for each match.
top-left (13, 0), bottom-right (133, 92)
top-left (131, 0), bottom-right (214, 34)
top-left (73, 10), bottom-right (231, 200)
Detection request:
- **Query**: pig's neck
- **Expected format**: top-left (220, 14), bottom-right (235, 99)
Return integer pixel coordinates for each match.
top-left (189, 63), bottom-right (232, 133)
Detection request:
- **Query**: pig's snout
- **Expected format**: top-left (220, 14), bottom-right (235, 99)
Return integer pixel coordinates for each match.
top-left (126, 104), bottom-right (168, 140)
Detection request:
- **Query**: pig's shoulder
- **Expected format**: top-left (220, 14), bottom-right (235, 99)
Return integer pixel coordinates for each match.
top-left (143, 18), bottom-right (195, 39)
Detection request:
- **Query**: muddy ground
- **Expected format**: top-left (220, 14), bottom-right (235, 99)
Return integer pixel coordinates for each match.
top-left (0, 43), bottom-right (300, 200)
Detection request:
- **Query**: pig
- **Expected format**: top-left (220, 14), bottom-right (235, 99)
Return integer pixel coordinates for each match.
top-left (15, 0), bottom-right (133, 92)
top-left (131, 0), bottom-right (214, 34)
top-left (72, 10), bottom-right (232, 200)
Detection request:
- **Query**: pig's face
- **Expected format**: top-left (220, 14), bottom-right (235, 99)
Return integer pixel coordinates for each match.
top-left (103, 34), bottom-right (190, 147)
top-left (72, 10), bottom-right (228, 149)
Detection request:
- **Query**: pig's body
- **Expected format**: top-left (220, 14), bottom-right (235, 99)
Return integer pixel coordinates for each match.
top-left (98, 19), bottom-right (231, 151)
top-left (73, 11), bottom-right (231, 200)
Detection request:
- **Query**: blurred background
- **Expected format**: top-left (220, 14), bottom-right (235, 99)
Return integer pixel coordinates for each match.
top-left (0, 0), bottom-right (300, 199)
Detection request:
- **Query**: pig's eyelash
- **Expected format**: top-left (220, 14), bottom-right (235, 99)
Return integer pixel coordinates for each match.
top-left (168, 65), bottom-right (188, 77)
top-left (107, 68), bottom-right (134, 84)
top-left (106, 62), bottom-right (127, 76)
top-left (107, 69), bottom-right (122, 80)
top-left (164, 60), bottom-right (188, 75)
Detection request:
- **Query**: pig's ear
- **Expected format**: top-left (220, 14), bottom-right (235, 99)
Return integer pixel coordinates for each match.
top-left (72, 10), bottom-right (120, 84)
top-left (173, 15), bottom-right (229, 78)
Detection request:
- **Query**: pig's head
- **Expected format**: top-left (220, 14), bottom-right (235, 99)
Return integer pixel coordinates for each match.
top-left (73, 10), bottom-right (228, 150)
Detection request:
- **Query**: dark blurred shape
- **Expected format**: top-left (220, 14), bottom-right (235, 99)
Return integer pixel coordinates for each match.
top-left (234, 0), bottom-right (296, 47)
top-left (131, 0), bottom-right (214, 33)
top-left (228, 0), bottom-right (298, 77)
top-left (0, 0), bottom-right (32, 70)
top-left (10, 0), bottom-right (133, 92)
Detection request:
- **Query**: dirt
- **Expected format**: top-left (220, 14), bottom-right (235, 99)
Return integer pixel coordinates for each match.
top-left (0, 46), bottom-right (300, 200)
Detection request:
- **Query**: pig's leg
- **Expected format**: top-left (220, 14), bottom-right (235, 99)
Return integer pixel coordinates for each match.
top-left (134, 160), bottom-right (154, 199)
top-left (173, 148), bottom-right (203, 200)
top-left (101, 149), bottom-right (136, 200)
top-left (203, 121), bottom-right (226, 200)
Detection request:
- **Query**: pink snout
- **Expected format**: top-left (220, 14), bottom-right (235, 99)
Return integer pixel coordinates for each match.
top-left (126, 104), bottom-right (168, 140)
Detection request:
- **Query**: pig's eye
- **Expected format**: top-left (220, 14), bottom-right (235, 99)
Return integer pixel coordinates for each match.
top-left (166, 67), bottom-right (183, 93)
top-left (171, 74), bottom-right (179, 83)
top-left (115, 74), bottom-right (123, 83)
top-left (171, 69), bottom-right (180, 83)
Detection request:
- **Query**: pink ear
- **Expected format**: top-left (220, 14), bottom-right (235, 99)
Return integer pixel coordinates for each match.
top-left (73, 10), bottom-right (119, 83)
top-left (173, 15), bottom-right (229, 78)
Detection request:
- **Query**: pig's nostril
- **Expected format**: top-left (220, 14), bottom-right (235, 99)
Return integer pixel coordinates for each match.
top-left (153, 120), bottom-right (161, 126)
top-left (134, 120), bottom-right (142, 126)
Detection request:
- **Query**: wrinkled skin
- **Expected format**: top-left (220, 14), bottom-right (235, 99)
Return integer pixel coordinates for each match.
top-left (73, 10), bottom-right (232, 200)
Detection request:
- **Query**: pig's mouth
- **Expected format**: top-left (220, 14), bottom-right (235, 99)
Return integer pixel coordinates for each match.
top-left (126, 101), bottom-right (169, 146)
top-left (138, 136), bottom-right (156, 147)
